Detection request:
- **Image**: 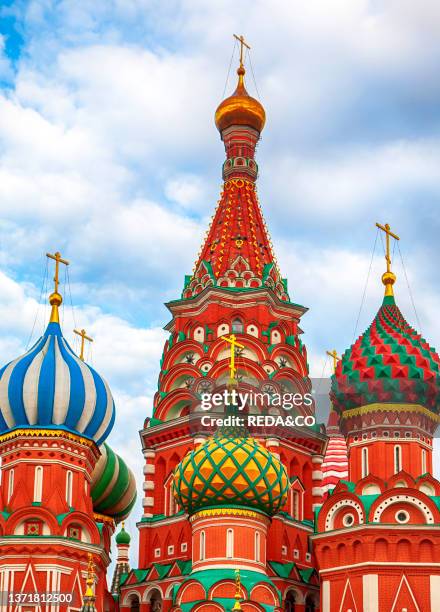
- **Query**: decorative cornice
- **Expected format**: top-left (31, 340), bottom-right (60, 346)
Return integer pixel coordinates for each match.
top-left (0, 428), bottom-right (98, 448)
top-left (190, 507), bottom-right (265, 521)
top-left (93, 512), bottom-right (115, 525)
top-left (340, 403), bottom-right (440, 423)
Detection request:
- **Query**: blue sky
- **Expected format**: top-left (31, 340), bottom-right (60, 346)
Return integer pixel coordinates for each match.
top-left (1, 0), bottom-right (440, 568)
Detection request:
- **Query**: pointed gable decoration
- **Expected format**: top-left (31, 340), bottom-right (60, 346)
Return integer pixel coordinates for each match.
top-left (390, 574), bottom-right (421, 612)
top-left (339, 578), bottom-right (358, 612)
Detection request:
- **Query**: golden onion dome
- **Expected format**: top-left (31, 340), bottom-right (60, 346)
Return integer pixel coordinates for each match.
top-left (215, 65), bottom-right (266, 134)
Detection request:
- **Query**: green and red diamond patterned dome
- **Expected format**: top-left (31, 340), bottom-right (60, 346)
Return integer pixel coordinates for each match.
top-left (331, 296), bottom-right (440, 413)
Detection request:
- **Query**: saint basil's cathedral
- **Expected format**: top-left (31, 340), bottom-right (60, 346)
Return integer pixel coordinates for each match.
top-left (1, 38), bottom-right (440, 612)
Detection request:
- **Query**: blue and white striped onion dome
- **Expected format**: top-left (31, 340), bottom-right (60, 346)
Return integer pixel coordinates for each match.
top-left (0, 320), bottom-right (115, 445)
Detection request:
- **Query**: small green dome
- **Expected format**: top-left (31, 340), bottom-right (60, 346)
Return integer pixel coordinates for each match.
top-left (116, 523), bottom-right (131, 545)
top-left (173, 435), bottom-right (289, 516)
top-left (91, 444), bottom-right (137, 523)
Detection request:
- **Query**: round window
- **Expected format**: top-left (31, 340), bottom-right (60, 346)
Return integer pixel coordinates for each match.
top-left (395, 510), bottom-right (410, 524)
top-left (342, 513), bottom-right (355, 527)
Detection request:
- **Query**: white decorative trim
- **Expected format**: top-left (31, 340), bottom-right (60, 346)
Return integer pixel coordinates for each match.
top-left (372, 495), bottom-right (434, 524)
top-left (390, 574), bottom-right (421, 612)
top-left (362, 574), bottom-right (378, 612)
top-left (339, 578), bottom-right (358, 612)
top-left (322, 580), bottom-right (330, 612)
top-left (430, 575), bottom-right (440, 610)
top-left (325, 499), bottom-right (364, 531)
top-left (318, 561), bottom-right (440, 574)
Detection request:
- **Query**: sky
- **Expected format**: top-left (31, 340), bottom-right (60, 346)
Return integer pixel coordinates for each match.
top-left (1, 0), bottom-right (440, 572)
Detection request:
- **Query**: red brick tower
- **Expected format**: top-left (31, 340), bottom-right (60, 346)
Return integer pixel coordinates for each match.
top-left (313, 223), bottom-right (440, 612)
top-left (321, 351), bottom-right (348, 496)
top-left (119, 40), bottom-right (325, 611)
top-left (0, 253), bottom-right (136, 611)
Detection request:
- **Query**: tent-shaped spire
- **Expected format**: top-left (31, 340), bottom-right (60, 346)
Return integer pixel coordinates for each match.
top-left (183, 40), bottom-right (289, 303)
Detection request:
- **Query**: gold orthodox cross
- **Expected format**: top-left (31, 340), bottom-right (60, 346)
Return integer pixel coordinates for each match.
top-left (46, 251), bottom-right (69, 294)
top-left (376, 222), bottom-right (399, 274)
top-left (233, 34), bottom-right (250, 68)
top-left (232, 569), bottom-right (243, 611)
top-left (326, 349), bottom-right (340, 374)
top-left (74, 328), bottom-right (93, 361)
top-left (84, 552), bottom-right (95, 598)
top-left (221, 333), bottom-right (244, 381)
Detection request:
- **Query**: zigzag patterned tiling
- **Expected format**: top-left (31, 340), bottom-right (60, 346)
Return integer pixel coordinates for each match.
top-left (331, 297), bottom-right (440, 412)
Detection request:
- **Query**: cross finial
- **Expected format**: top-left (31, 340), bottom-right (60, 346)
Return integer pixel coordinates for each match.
top-left (46, 251), bottom-right (69, 323)
top-left (376, 222), bottom-right (400, 297)
top-left (221, 333), bottom-right (244, 385)
top-left (233, 34), bottom-right (250, 69)
top-left (84, 553), bottom-right (95, 599)
top-left (74, 328), bottom-right (93, 361)
top-left (326, 349), bottom-right (340, 374)
top-left (232, 569), bottom-right (243, 611)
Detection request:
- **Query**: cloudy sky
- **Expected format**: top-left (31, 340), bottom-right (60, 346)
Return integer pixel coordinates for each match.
top-left (1, 0), bottom-right (440, 569)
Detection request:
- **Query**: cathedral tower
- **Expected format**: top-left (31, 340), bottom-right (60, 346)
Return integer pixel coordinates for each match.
top-left (0, 252), bottom-right (136, 611)
top-left (314, 224), bottom-right (440, 612)
top-left (119, 38), bottom-right (325, 611)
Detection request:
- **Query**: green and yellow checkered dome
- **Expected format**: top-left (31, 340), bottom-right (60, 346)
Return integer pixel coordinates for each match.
top-left (173, 435), bottom-right (289, 516)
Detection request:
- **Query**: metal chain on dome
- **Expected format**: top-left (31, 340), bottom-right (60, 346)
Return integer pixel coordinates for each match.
top-left (66, 265), bottom-right (78, 330)
top-left (313, 353), bottom-right (331, 402)
top-left (25, 256), bottom-right (49, 350)
top-left (222, 38), bottom-right (238, 99)
top-left (61, 264), bottom-right (67, 325)
top-left (397, 242), bottom-right (423, 335)
top-left (247, 48), bottom-right (262, 101)
top-left (352, 227), bottom-right (379, 343)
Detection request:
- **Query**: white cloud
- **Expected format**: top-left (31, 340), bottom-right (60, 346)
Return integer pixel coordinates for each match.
top-left (165, 173), bottom-right (207, 209)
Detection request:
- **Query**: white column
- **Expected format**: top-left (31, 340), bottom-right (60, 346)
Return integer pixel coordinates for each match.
top-left (363, 574), bottom-right (379, 612)
top-left (142, 449), bottom-right (156, 518)
top-left (322, 580), bottom-right (330, 612)
top-left (430, 576), bottom-right (440, 611)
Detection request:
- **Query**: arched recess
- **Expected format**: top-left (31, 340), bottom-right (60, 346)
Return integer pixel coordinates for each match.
top-left (374, 538), bottom-right (388, 562)
top-left (305, 593), bottom-right (318, 612)
top-left (122, 592), bottom-right (141, 611)
top-left (284, 588), bottom-right (299, 611)
top-left (146, 587), bottom-right (162, 611)
top-left (420, 539), bottom-right (434, 562)
top-left (6, 506), bottom-right (59, 536)
top-left (162, 364), bottom-right (199, 392)
top-left (161, 340), bottom-right (204, 370)
top-left (155, 389), bottom-right (193, 421)
top-left (396, 538), bottom-right (411, 562)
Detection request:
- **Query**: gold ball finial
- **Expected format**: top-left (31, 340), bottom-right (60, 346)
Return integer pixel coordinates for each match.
top-left (382, 270), bottom-right (396, 297)
top-left (46, 251), bottom-right (69, 324)
top-left (49, 292), bottom-right (63, 307)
